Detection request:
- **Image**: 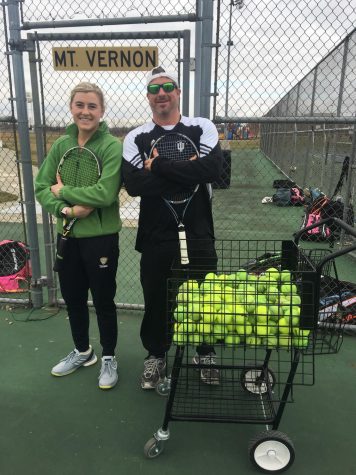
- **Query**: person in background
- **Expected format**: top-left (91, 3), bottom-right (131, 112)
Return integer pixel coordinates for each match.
top-left (35, 82), bottom-right (122, 390)
top-left (122, 66), bottom-right (223, 390)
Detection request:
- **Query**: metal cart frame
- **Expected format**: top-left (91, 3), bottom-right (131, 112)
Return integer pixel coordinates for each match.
top-left (144, 218), bottom-right (356, 473)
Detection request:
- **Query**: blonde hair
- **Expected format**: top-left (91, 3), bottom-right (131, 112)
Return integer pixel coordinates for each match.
top-left (70, 82), bottom-right (105, 111)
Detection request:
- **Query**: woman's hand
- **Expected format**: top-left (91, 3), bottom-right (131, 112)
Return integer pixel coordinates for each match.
top-left (72, 205), bottom-right (94, 219)
top-left (51, 174), bottom-right (64, 197)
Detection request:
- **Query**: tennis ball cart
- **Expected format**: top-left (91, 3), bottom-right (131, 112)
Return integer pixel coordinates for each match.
top-left (144, 218), bottom-right (356, 473)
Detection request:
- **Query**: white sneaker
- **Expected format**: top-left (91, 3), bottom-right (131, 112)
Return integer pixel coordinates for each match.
top-left (98, 356), bottom-right (118, 390)
top-left (51, 346), bottom-right (97, 376)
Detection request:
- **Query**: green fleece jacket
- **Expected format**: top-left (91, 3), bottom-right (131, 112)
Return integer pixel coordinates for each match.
top-left (35, 121), bottom-right (122, 238)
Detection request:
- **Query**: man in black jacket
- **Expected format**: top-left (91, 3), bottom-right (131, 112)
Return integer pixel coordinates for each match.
top-left (122, 66), bottom-right (223, 390)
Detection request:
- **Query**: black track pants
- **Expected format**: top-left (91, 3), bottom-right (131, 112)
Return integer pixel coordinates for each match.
top-left (139, 241), bottom-right (217, 357)
top-left (58, 233), bottom-right (119, 356)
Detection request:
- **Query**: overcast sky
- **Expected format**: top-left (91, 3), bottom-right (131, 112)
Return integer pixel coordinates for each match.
top-left (1, 0), bottom-right (356, 126)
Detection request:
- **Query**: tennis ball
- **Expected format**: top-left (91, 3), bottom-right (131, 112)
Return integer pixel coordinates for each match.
top-left (190, 332), bottom-right (204, 345)
top-left (217, 311), bottom-right (234, 325)
top-left (265, 267), bottom-right (280, 281)
top-left (292, 295), bottom-right (301, 305)
top-left (235, 322), bottom-right (253, 336)
top-left (235, 269), bottom-right (248, 281)
top-left (282, 305), bottom-right (300, 318)
top-left (200, 305), bottom-right (215, 323)
top-left (291, 316), bottom-right (300, 327)
top-left (200, 281), bottom-right (213, 294)
top-left (293, 328), bottom-right (311, 337)
top-left (255, 324), bottom-right (269, 337)
top-left (213, 324), bottom-right (226, 340)
top-left (178, 319), bottom-right (196, 334)
top-left (225, 273), bottom-right (237, 285)
top-left (257, 275), bottom-right (269, 293)
top-left (267, 286), bottom-right (279, 303)
top-left (263, 336), bottom-right (278, 348)
top-left (267, 320), bottom-right (277, 335)
top-left (234, 313), bottom-right (246, 325)
top-left (244, 293), bottom-right (255, 313)
top-left (247, 273), bottom-right (258, 282)
top-left (223, 286), bottom-right (236, 304)
top-left (205, 272), bottom-right (218, 281)
top-left (278, 317), bottom-right (290, 334)
top-left (280, 270), bottom-right (292, 282)
top-left (179, 279), bottom-right (199, 293)
top-left (256, 294), bottom-right (267, 305)
top-left (176, 292), bottom-right (188, 304)
top-left (256, 305), bottom-right (268, 317)
top-left (268, 305), bottom-right (280, 320)
top-left (245, 334), bottom-right (262, 346)
top-left (279, 295), bottom-right (292, 306)
top-left (173, 332), bottom-right (188, 345)
top-left (197, 322), bottom-right (212, 334)
top-left (247, 314), bottom-right (256, 326)
top-left (186, 301), bottom-right (202, 321)
top-left (278, 335), bottom-right (292, 348)
top-left (173, 305), bottom-right (187, 322)
top-left (233, 303), bottom-right (246, 314)
top-left (203, 333), bottom-right (217, 345)
top-left (292, 335), bottom-right (309, 348)
top-left (280, 283), bottom-right (298, 295)
top-left (225, 334), bottom-right (241, 346)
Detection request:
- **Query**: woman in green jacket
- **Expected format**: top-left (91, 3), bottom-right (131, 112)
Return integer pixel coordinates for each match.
top-left (35, 82), bottom-right (122, 390)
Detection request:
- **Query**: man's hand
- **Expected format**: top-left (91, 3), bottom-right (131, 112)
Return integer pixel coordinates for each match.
top-left (144, 147), bottom-right (159, 171)
top-left (51, 174), bottom-right (64, 197)
top-left (144, 148), bottom-right (197, 171)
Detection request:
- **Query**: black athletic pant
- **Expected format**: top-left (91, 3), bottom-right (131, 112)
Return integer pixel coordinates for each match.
top-left (140, 240), bottom-right (217, 357)
top-left (58, 233), bottom-right (119, 356)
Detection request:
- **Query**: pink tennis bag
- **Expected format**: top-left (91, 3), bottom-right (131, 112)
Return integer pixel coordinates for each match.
top-left (0, 240), bottom-right (31, 292)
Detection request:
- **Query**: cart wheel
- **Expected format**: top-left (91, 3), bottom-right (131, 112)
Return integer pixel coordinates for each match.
top-left (156, 378), bottom-right (171, 397)
top-left (249, 430), bottom-right (295, 473)
top-left (240, 368), bottom-right (276, 394)
top-left (144, 437), bottom-right (165, 459)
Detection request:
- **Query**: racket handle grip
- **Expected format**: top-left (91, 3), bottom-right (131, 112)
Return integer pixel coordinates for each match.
top-left (178, 226), bottom-right (189, 265)
top-left (53, 235), bottom-right (68, 272)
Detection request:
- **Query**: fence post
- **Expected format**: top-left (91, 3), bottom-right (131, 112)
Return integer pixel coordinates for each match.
top-left (28, 38), bottom-right (57, 306)
top-left (199, 0), bottom-right (214, 118)
top-left (194, 0), bottom-right (202, 116)
top-left (6, 0), bottom-right (43, 308)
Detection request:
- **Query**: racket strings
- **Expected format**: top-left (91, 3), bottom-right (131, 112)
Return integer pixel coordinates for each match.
top-left (153, 135), bottom-right (198, 203)
top-left (156, 137), bottom-right (196, 162)
top-left (59, 149), bottom-right (100, 187)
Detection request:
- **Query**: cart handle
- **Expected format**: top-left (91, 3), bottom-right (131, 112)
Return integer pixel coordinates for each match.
top-left (294, 217), bottom-right (356, 272)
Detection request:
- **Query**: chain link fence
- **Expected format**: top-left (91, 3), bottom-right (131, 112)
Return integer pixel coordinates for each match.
top-left (0, 0), bottom-right (355, 308)
top-left (213, 0), bottom-right (355, 247)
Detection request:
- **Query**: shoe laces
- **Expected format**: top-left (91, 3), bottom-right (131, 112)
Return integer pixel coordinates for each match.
top-left (60, 349), bottom-right (79, 363)
top-left (143, 358), bottom-right (162, 378)
top-left (199, 353), bottom-right (217, 365)
top-left (100, 358), bottom-right (115, 377)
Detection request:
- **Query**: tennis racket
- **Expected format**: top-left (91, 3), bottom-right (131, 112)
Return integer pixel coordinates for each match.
top-left (149, 133), bottom-right (199, 265)
top-left (53, 146), bottom-right (101, 272)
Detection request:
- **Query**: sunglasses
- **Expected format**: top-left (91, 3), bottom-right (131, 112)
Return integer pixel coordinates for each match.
top-left (147, 82), bottom-right (177, 94)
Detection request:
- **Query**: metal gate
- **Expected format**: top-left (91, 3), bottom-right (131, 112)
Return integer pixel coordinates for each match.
top-left (1, 0), bottom-right (355, 310)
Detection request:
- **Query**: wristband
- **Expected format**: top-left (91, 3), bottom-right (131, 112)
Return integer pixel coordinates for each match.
top-left (60, 207), bottom-right (69, 218)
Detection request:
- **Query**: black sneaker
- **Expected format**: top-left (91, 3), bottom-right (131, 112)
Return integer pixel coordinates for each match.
top-left (141, 356), bottom-right (166, 389)
top-left (192, 352), bottom-right (220, 385)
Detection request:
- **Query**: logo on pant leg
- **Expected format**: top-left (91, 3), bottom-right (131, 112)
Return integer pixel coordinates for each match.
top-left (99, 257), bottom-right (108, 268)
